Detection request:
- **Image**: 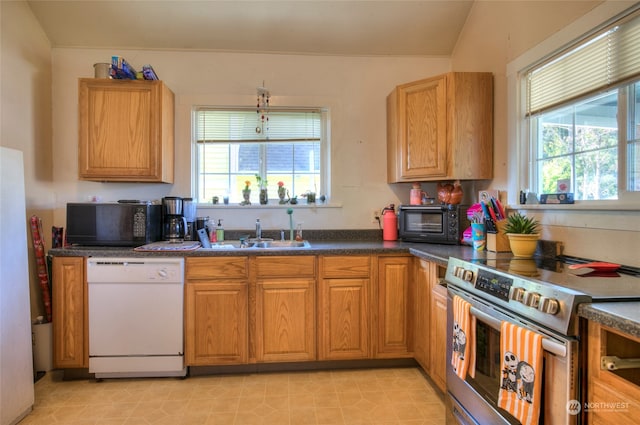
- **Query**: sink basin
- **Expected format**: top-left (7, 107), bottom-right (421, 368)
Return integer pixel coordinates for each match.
top-left (252, 240), bottom-right (311, 248)
top-left (198, 240), bottom-right (311, 250)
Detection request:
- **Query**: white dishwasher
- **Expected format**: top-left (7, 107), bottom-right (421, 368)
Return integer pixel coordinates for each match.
top-left (87, 257), bottom-right (186, 378)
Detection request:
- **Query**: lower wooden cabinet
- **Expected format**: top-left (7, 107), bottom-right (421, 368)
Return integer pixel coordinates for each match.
top-left (254, 256), bottom-right (316, 363)
top-left (185, 257), bottom-right (248, 365)
top-left (587, 321), bottom-right (640, 424)
top-left (376, 255), bottom-right (414, 358)
top-left (430, 283), bottom-right (448, 392)
top-left (318, 256), bottom-right (371, 360)
top-left (414, 259), bottom-right (432, 371)
top-left (52, 256), bottom-right (87, 368)
top-left (185, 282), bottom-right (248, 365)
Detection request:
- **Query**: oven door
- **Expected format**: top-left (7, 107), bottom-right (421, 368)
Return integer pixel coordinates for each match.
top-left (446, 285), bottom-right (580, 425)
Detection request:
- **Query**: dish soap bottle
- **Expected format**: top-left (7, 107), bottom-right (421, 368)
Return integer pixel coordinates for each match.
top-left (209, 220), bottom-right (217, 243)
top-left (216, 219), bottom-right (224, 242)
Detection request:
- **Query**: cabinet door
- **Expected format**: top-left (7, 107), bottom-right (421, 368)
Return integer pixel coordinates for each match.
top-left (185, 282), bottom-right (248, 365)
top-left (387, 75), bottom-right (447, 181)
top-left (78, 78), bottom-right (174, 182)
top-left (319, 278), bottom-right (370, 360)
top-left (318, 256), bottom-right (371, 360)
top-left (255, 278), bottom-right (316, 363)
top-left (414, 259), bottom-right (433, 371)
top-left (52, 257), bottom-right (87, 368)
top-left (376, 256), bottom-right (413, 358)
top-left (587, 322), bottom-right (640, 425)
top-left (430, 284), bottom-right (448, 392)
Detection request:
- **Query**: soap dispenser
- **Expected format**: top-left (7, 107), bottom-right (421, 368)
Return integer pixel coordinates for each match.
top-left (216, 219), bottom-right (224, 241)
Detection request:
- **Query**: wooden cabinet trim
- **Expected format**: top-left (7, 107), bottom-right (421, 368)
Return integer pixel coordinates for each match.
top-left (186, 257), bottom-right (249, 280)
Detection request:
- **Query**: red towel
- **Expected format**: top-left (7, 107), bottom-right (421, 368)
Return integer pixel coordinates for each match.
top-left (498, 322), bottom-right (543, 425)
top-left (451, 295), bottom-right (475, 379)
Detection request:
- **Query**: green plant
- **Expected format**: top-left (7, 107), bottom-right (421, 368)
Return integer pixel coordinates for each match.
top-left (503, 212), bottom-right (540, 234)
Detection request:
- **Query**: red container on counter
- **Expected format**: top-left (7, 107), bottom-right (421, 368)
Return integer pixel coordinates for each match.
top-left (382, 205), bottom-right (398, 241)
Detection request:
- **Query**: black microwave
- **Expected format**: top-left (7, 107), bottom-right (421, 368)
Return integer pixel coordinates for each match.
top-left (398, 204), bottom-right (470, 244)
top-left (66, 202), bottom-right (162, 246)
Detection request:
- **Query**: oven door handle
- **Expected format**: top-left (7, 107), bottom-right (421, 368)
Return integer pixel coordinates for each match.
top-left (469, 306), bottom-right (567, 358)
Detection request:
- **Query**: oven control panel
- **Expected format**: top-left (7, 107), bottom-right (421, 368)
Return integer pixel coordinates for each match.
top-left (475, 270), bottom-right (513, 301)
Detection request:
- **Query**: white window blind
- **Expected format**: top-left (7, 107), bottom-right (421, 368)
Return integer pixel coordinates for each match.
top-left (196, 108), bottom-right (322, 143)
top-left (527, 8), bottom-right (640, 115)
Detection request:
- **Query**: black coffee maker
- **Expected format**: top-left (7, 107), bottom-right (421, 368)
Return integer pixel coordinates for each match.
top-left (162, 197), bottom-right (187, 242)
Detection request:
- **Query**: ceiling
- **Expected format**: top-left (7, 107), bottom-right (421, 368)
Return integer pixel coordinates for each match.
top-left (27, 0), bottom-right (475, 56)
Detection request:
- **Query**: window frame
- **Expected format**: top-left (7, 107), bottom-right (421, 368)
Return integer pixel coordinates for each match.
top-left (191, 106), bottom-right (331, 206)
top-left (515, 4), bottom-right (640, 208)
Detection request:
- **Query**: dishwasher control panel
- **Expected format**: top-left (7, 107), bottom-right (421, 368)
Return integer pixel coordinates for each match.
top-left (86, 258), bottom-right (184, 283)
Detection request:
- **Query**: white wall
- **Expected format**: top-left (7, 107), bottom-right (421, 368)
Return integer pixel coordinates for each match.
top-left (51, 48), bottom-right (451, 231)
top-left (1, 0), bottom-right (54, 318)
top-left (452, 0), bottom-right (640, 266)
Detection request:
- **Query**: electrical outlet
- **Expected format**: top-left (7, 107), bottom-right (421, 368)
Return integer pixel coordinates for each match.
top-left (371, 209), bottom-right (381, 224)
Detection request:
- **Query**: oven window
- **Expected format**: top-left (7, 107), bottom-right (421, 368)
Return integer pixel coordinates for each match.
top-left (469, 319), bottom-right (546, 425)
top-left (405, 211), bottom-right (443, 233)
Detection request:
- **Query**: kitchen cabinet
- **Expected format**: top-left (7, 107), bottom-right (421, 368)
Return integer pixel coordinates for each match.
top-left (254, 256), bottom-right (316, 363)
top-left (376, 255), bottom-right (413, 358)
top-left (387, 72), bottom-right (493, 182)
top-left (414, 259), bottom-right (433, 372)
top-left (52, 256), bottom-right (87, 368)
top-left (430, 280), bottom-right (448, 392)
top-left (587, 321), bottom-right (640, 424)
top-left (185, 257), bottom-right (248, 365)
top-left (78, 78), bottom-right (175, 182)
top-left (318, 256), bottom-right (371, 360)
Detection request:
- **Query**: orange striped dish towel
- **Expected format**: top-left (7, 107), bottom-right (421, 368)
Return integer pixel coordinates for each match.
top-left (451, 295), bottom-right (475, 379)
top-left (497, 321), bottom-right (543, 425)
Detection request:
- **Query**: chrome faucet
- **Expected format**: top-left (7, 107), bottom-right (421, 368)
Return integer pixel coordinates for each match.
top-left (255, 218), bottom-right (262, 240)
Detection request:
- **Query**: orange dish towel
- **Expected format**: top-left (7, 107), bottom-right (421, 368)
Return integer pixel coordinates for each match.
top-left (451, 295), bottom-right (476, 379)
top-left (498, 321), bottom-right (543, 425)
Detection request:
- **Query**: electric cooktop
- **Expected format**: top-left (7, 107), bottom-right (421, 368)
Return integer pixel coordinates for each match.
top-left (472, 255), bottom-right (640, 301)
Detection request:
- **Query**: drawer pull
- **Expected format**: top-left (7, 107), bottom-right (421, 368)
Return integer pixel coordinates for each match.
top-left (601, 355), bottom-right (640, 371)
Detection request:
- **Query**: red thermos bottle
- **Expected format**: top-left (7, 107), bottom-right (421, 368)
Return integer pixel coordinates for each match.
top-left (382, 205), bottom-right (398, 241)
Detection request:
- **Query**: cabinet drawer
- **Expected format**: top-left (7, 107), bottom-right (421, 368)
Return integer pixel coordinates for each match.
top-left (255, 256), bottom-right (315, 278)
top-left (321, 256), bottom-right (370, 277)
top-left (186, 257), bottom-right (248, 280)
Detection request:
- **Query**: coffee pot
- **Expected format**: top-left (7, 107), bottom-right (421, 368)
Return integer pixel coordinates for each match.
top-left (162, 197), bottom-right (187, 242)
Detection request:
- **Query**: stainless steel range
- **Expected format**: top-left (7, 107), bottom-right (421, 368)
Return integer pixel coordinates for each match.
top-left (444, 256), bottom-right (640, 425)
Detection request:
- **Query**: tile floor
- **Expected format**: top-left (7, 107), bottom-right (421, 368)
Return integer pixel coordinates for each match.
top-left (21, 367), bottom-right (445, 425)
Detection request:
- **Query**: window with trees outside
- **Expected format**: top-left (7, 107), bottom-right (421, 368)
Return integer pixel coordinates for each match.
top-left (194, 107), bottom-right (326, 205)
top-left (525, 7), bottom-right (640, 201)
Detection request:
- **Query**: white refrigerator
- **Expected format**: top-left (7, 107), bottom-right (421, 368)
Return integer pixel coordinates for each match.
top-left (0, 147), bottom-right (35, 424)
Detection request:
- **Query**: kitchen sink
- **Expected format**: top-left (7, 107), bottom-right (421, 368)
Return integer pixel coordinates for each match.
top-left (198, 240), bottom-right (311, 250)
top-left (250, 240), bottom-right (311, 248)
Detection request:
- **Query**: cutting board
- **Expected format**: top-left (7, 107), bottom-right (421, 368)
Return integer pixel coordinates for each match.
top-left (134, 241), bottom-right (201, 252)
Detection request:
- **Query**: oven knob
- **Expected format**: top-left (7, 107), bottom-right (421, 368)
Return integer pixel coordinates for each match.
top-left (522, 291), bottom-right (541, 308)
top-left (538, 297), bottom-right (560, 315)
top-left (454, 266), bottom-right (465, 278)
top-left (463, 270), bottom-right (475, 282)
top-left (511, 287), bottom-right (525, 302)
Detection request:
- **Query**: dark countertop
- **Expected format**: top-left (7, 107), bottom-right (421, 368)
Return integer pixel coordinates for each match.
top-left (578, 303), bottom-right (640, 339)
top-left (49, 238), bottom-right (638, 337)
top-left (48, 240), bottom-right (482, 267)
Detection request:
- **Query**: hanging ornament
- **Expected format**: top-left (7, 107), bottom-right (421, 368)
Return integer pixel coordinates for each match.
top-left (256, 83), bottom-right (271, 136)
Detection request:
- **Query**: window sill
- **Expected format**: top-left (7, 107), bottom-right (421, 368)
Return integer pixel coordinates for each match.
top-left (508, 202), bottom-right (640, 212)
top-left (197, 202), bottom-right (343, 210)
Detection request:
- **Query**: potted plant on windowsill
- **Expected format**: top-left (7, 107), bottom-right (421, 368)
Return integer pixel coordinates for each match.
top-left (503, 212), bottom-right (540, 258)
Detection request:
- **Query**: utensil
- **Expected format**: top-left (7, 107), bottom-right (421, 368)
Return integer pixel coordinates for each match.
top-left (567, 262), bottom-right (621, 272)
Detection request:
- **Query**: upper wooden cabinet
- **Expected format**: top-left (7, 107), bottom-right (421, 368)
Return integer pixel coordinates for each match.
top-left (387, 72), bottom-right (493, 182)
top-left (78, 78), bottom-right (175, 182)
